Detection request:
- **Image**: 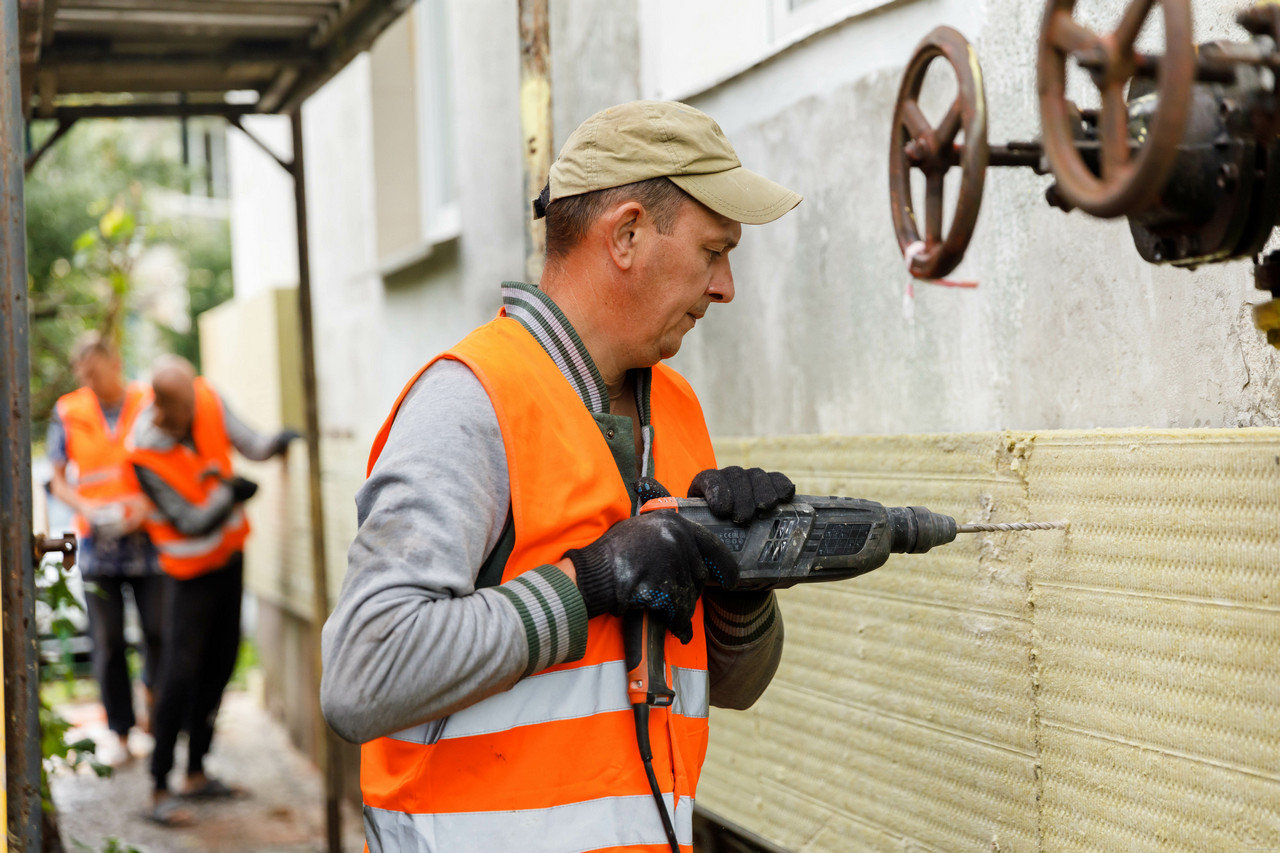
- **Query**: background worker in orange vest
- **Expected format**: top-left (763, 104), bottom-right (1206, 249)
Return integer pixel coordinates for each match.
top-left (323, 101), bottom-right (802, 852)
top-left (127, 354), bottom-right (298, 826)
top-left (48, 332), bottom-right (163, 767)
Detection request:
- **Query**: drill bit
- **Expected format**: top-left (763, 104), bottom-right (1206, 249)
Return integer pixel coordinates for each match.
top-left (956, 520), bottom-right (1069, 533)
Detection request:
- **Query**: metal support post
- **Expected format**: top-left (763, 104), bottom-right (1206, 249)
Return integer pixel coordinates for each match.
top-left (179, 93), bottom-right (190, 194)
top-left (290, 108), bottom-right (343, 853)
top-left (519, 0), bottom-right (551, 284)
top-left (1, 0), bottom-right (43, 847)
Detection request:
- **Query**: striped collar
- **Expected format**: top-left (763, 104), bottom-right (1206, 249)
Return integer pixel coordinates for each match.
top-left (503, 282), bottom-right (650, 417)
top-left (502, 282), bottom-right (655, 481)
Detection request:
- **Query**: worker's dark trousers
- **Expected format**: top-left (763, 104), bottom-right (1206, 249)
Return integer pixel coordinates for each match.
top-left (150, 553), bottom-right (243, 793)
top-left (84, 572), bottom-right (167, 736)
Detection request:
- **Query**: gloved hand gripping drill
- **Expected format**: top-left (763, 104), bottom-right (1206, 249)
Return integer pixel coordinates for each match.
top-left (565, 466), bottom-right (1066, 853)
top-left (564, 468), bottom-right (797, 853)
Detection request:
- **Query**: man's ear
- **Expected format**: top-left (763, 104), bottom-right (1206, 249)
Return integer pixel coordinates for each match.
top-left (602, 201), bottom-right (646, 271)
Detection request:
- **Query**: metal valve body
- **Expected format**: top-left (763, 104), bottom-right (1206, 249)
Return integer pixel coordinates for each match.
top-left (1124, 32), bottom-right (1280, 269)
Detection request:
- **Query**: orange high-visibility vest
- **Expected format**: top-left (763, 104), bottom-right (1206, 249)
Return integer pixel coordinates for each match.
top-left (127, 378), bottom-right (249, 580)
top-left (55, 383), bottom-right (151, 538)
top-left (360, 315), bottom-right (717, 853)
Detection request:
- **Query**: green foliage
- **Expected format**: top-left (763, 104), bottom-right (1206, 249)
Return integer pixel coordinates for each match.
top-left (71, 837), bottom-right (142, 853)
top-left (37, 559), bottom-right (88, 685)
top-left (25, 119), bottom-right (233, 432)
top-left (36, 556), bottom-right (110, 816)
top-left (228, 637), bottom-right (261, 691)
top-left (157, 217), bottom-right (235, 368)
top-left (39, 703), bottom-right (107, 781)
top-left (100, 840), bottom-right (143, 853)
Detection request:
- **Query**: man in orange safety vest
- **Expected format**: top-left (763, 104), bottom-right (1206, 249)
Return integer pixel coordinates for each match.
top-left (323, 101), bottom-right (803, 852)
top-left (127, 354), bottom-right (298, 826)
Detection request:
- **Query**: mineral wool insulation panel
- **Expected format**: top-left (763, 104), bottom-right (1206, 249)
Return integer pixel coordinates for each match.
top-left (701, 430), bottom-right (1280, 853)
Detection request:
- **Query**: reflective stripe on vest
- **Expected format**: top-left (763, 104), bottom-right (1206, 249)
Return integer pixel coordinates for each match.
top-left (387, 662), bottom-right (709, 746)
top-left (364, 794), bottom-right (695, 853)
top-left (359, 315), bottom-right (717, 843)
top-left (151, 508), bottom-right (246, 560)
top-left (74, 468), bottom-right (121, 487)
top-left (670, 666), bottom-right (710, 720)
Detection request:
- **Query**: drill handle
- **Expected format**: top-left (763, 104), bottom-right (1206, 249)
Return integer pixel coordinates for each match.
top-left (623, 610), bottom-right (674, 709)
top-left (625, 495), bottom-right (684, 707)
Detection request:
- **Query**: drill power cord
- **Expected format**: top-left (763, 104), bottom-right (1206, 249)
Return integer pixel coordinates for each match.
top-left (633, 703), bottom-right (681, 853)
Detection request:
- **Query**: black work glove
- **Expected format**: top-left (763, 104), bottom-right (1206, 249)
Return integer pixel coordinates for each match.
top-left (566, 478), bottom-right (740, 644)
top-left (272, 429), bottom-right (302, 456)
top-left (229, 476), bottom-right (259, 503)
top-left (688, 466), bottom-right (796, 524)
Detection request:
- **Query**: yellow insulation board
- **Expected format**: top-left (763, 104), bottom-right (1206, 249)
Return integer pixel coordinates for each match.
top-left (701, 430), bottom-right (1280, 853)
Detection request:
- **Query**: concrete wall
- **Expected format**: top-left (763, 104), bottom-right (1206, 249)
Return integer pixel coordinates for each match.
top-left (218, 0), bottom-right (1280, 848)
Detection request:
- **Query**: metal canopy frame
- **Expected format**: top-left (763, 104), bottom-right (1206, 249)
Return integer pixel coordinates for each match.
top-left (17, 0), bottom-right (413, 119)
top-left (3, 0), bottom-right (418, 848)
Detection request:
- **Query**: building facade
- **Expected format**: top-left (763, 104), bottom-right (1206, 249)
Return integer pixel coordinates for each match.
top-left (212, 1), bottom-right (1280, 849)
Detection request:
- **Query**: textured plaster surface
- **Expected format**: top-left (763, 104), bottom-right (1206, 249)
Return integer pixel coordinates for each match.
top-left (701, 429), bottom-right (1280, 852)
top-left (550, 0), bottom-right (641, 152)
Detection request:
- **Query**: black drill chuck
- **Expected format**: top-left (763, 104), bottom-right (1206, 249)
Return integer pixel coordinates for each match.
top-left (887, 506), bottom-right (959, 554)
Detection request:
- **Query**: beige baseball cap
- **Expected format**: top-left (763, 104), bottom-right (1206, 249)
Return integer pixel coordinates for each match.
top-left (536, 100), bottom-right (802, 225)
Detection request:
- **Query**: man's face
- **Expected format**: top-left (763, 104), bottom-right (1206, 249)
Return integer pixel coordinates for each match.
top-left (74, 351), bottom-right (124, 402)
top-left (626, 199), bottom-right (741, 365)
top-left (152, 379), bottom-right (195, 440)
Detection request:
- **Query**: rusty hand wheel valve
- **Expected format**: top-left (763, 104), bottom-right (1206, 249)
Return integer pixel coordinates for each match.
top-left (889, 1), bottom-right (1280, 348)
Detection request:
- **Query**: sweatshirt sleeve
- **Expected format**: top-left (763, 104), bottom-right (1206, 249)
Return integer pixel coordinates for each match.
top-left (134, 463), bottom-right (237, 537)
top-left (47, 409), bottom-right (68, 465)
top-left (704, 588), bottom-right (784, 710)
top-left (220, 396), bottom-right (285, 462)
top-left (320, 360), bottom-right (588, 745)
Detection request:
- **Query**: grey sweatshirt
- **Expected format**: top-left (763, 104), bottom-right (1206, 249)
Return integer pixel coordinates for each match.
top-left (321, 285), bottom-right (784, 745)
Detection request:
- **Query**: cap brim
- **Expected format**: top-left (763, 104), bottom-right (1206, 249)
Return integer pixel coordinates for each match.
top-left (669, 167), bottom-right (801, 225)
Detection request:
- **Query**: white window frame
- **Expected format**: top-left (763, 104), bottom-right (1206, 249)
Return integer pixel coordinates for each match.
top-left (413, 0), bottom-right (460, 246)
top-left (641, 0), bottom-right (901, 102)
top-left (379, 0), bottom-right (460, 276)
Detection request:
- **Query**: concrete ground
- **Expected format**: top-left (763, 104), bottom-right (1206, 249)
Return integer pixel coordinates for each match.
top-left (49, 689), bottom-right (365, 853)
